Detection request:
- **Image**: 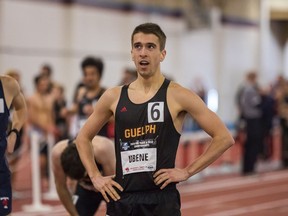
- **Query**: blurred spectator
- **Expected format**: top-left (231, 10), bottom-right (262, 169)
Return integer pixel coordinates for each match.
top-left (235, 80), bottom-right (245, 132)
top-left (118, 67), bottom-right (137, 85)
top-left (27, 74), bottom-right (57, 186)
top-left (185, 76), bottom-right (208, 132)
top-left (260, 85), bottom-right (276, 160)
top-left (275, 78), bottom-right (288, 168)
top-left (52, 83), bottom-right (69, 142)
top-left (191, 76), bottom-right (207, 103)
top-left (69, 56), bottom-right (113, 138)
top-left (72, 80), bottom-right (85, 104)
top-left (239, 71), bottom-right (263, 175)
top-left (271, 74), bottom-right (286, 98)
top-left (40, 63), bottom-right (54, 93)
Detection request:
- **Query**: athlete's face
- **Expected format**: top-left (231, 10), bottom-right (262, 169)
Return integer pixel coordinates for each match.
top-left (83, 66), bottom-right (100, 89)
top-left (131, 33), bottom-right (166, 78)
top-left (37, 77), bottom-right (50, 94)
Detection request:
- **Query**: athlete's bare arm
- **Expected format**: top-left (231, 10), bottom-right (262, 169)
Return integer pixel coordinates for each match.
top-left (2, 75), bottom-right (27, 153)
top-left (52, 140), bottom-right (79, 216)
top-left (154, 82), bottom-right (234, 189)
top-left (76, 87), bottom-right (123, 203)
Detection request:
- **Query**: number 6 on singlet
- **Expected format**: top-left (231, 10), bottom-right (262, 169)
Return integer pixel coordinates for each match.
top-left (147, 102), bottom-right (164, 123)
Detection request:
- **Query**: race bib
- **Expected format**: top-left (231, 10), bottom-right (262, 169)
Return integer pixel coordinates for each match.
top-left (147, 102), bottom-right (164, 123)
top-left (120, 139), bottom-right (157, 175)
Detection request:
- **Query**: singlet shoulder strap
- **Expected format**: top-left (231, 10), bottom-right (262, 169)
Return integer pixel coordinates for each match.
top-left (0, 79), bottom-right (9, 111)
top-left (120, 84), bottom-right (129, 97)
top-left (123, 84), bottom-right (129, 90)
top-left (161, 78), bottom-right (170, 89)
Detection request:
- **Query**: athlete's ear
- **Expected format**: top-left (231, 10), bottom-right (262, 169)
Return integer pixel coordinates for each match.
top-left (160, 49), bottom-right (166, 62)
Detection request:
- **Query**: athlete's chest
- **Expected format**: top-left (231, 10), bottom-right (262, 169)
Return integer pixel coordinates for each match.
top-left (117, 100), bottom-right (166, 124)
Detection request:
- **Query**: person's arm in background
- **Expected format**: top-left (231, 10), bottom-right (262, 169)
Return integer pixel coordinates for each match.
top-left (52, 140), bottom-right (79, 216)
top-left (4, 76), bottom-right (27, 153)
top-left (67, 86), bottom-right (86, 115)
top-left (93, 136), bottom-right (116, 176)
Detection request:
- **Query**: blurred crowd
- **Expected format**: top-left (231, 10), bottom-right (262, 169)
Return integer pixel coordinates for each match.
top-left (236, 71), bottom-right (288, 175)
top-left (5, 56), bottom-right (137, 192)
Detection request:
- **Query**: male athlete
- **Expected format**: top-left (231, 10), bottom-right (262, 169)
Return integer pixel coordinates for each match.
top-left (76, 23), bottom-right (234, 215)
top-left (0, 75), bottom-right (27, 215)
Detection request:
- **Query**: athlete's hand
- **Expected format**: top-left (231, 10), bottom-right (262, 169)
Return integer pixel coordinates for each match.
top-left (90, 175), bottom-right (123, 202)
top-left (153, 168), bottom-right (190, 189)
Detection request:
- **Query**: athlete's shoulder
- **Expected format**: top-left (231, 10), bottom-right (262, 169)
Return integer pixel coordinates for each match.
top-left (105, 86), bottom-right (122, 94)
top-left (0, 75), bottom-right (21, 100)
top-left (101, 86), bottom-right (122, 100)
top-left (168, 81), bottom-right (195, 95)
top-left (168, 81), bottom-right (182, 89)
top-left (1, 75), bottom-right (19, 89)
top-left (0, 74), bottom-right (13, 82)
top-left (167, 81), bottom-right (202, 111)
top-left (52, 139), bottom-right (69, 157)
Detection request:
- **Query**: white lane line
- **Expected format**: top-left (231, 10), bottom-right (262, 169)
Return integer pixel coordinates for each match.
top-left (205, 198), bottom-right (288, 216)
top-left (181, 184), bottom-right (288, 209)
top-left (179, 171), bottom-right (288, 194)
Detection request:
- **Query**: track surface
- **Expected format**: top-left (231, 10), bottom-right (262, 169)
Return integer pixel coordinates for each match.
top-left (11, 130), bottom-right (287, 215)
top-left (12, 167), bottom-right (288, 216)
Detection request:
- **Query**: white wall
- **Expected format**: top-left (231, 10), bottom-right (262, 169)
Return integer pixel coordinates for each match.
top-left (0, 0), bottom-right (285, 125)
top-left (0, 0), bottom-right (72, 97)
top-left (178, 29), bottom-right (215, 90)
top-left (0, 0), bottom-right (185, 105)
top-left (220, 26), bottom-right (260, 123)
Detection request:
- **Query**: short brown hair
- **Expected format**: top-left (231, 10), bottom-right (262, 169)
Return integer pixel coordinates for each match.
top-left (131, 23), bottom-right (166, 51)
top-left (61, 141), bottom-right (86, 180)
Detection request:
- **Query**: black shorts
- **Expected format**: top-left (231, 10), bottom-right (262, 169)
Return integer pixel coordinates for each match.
top-left (73, 183), bottom-right (104, 216)
top-left (106, 187), bottom-right (181, 216)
